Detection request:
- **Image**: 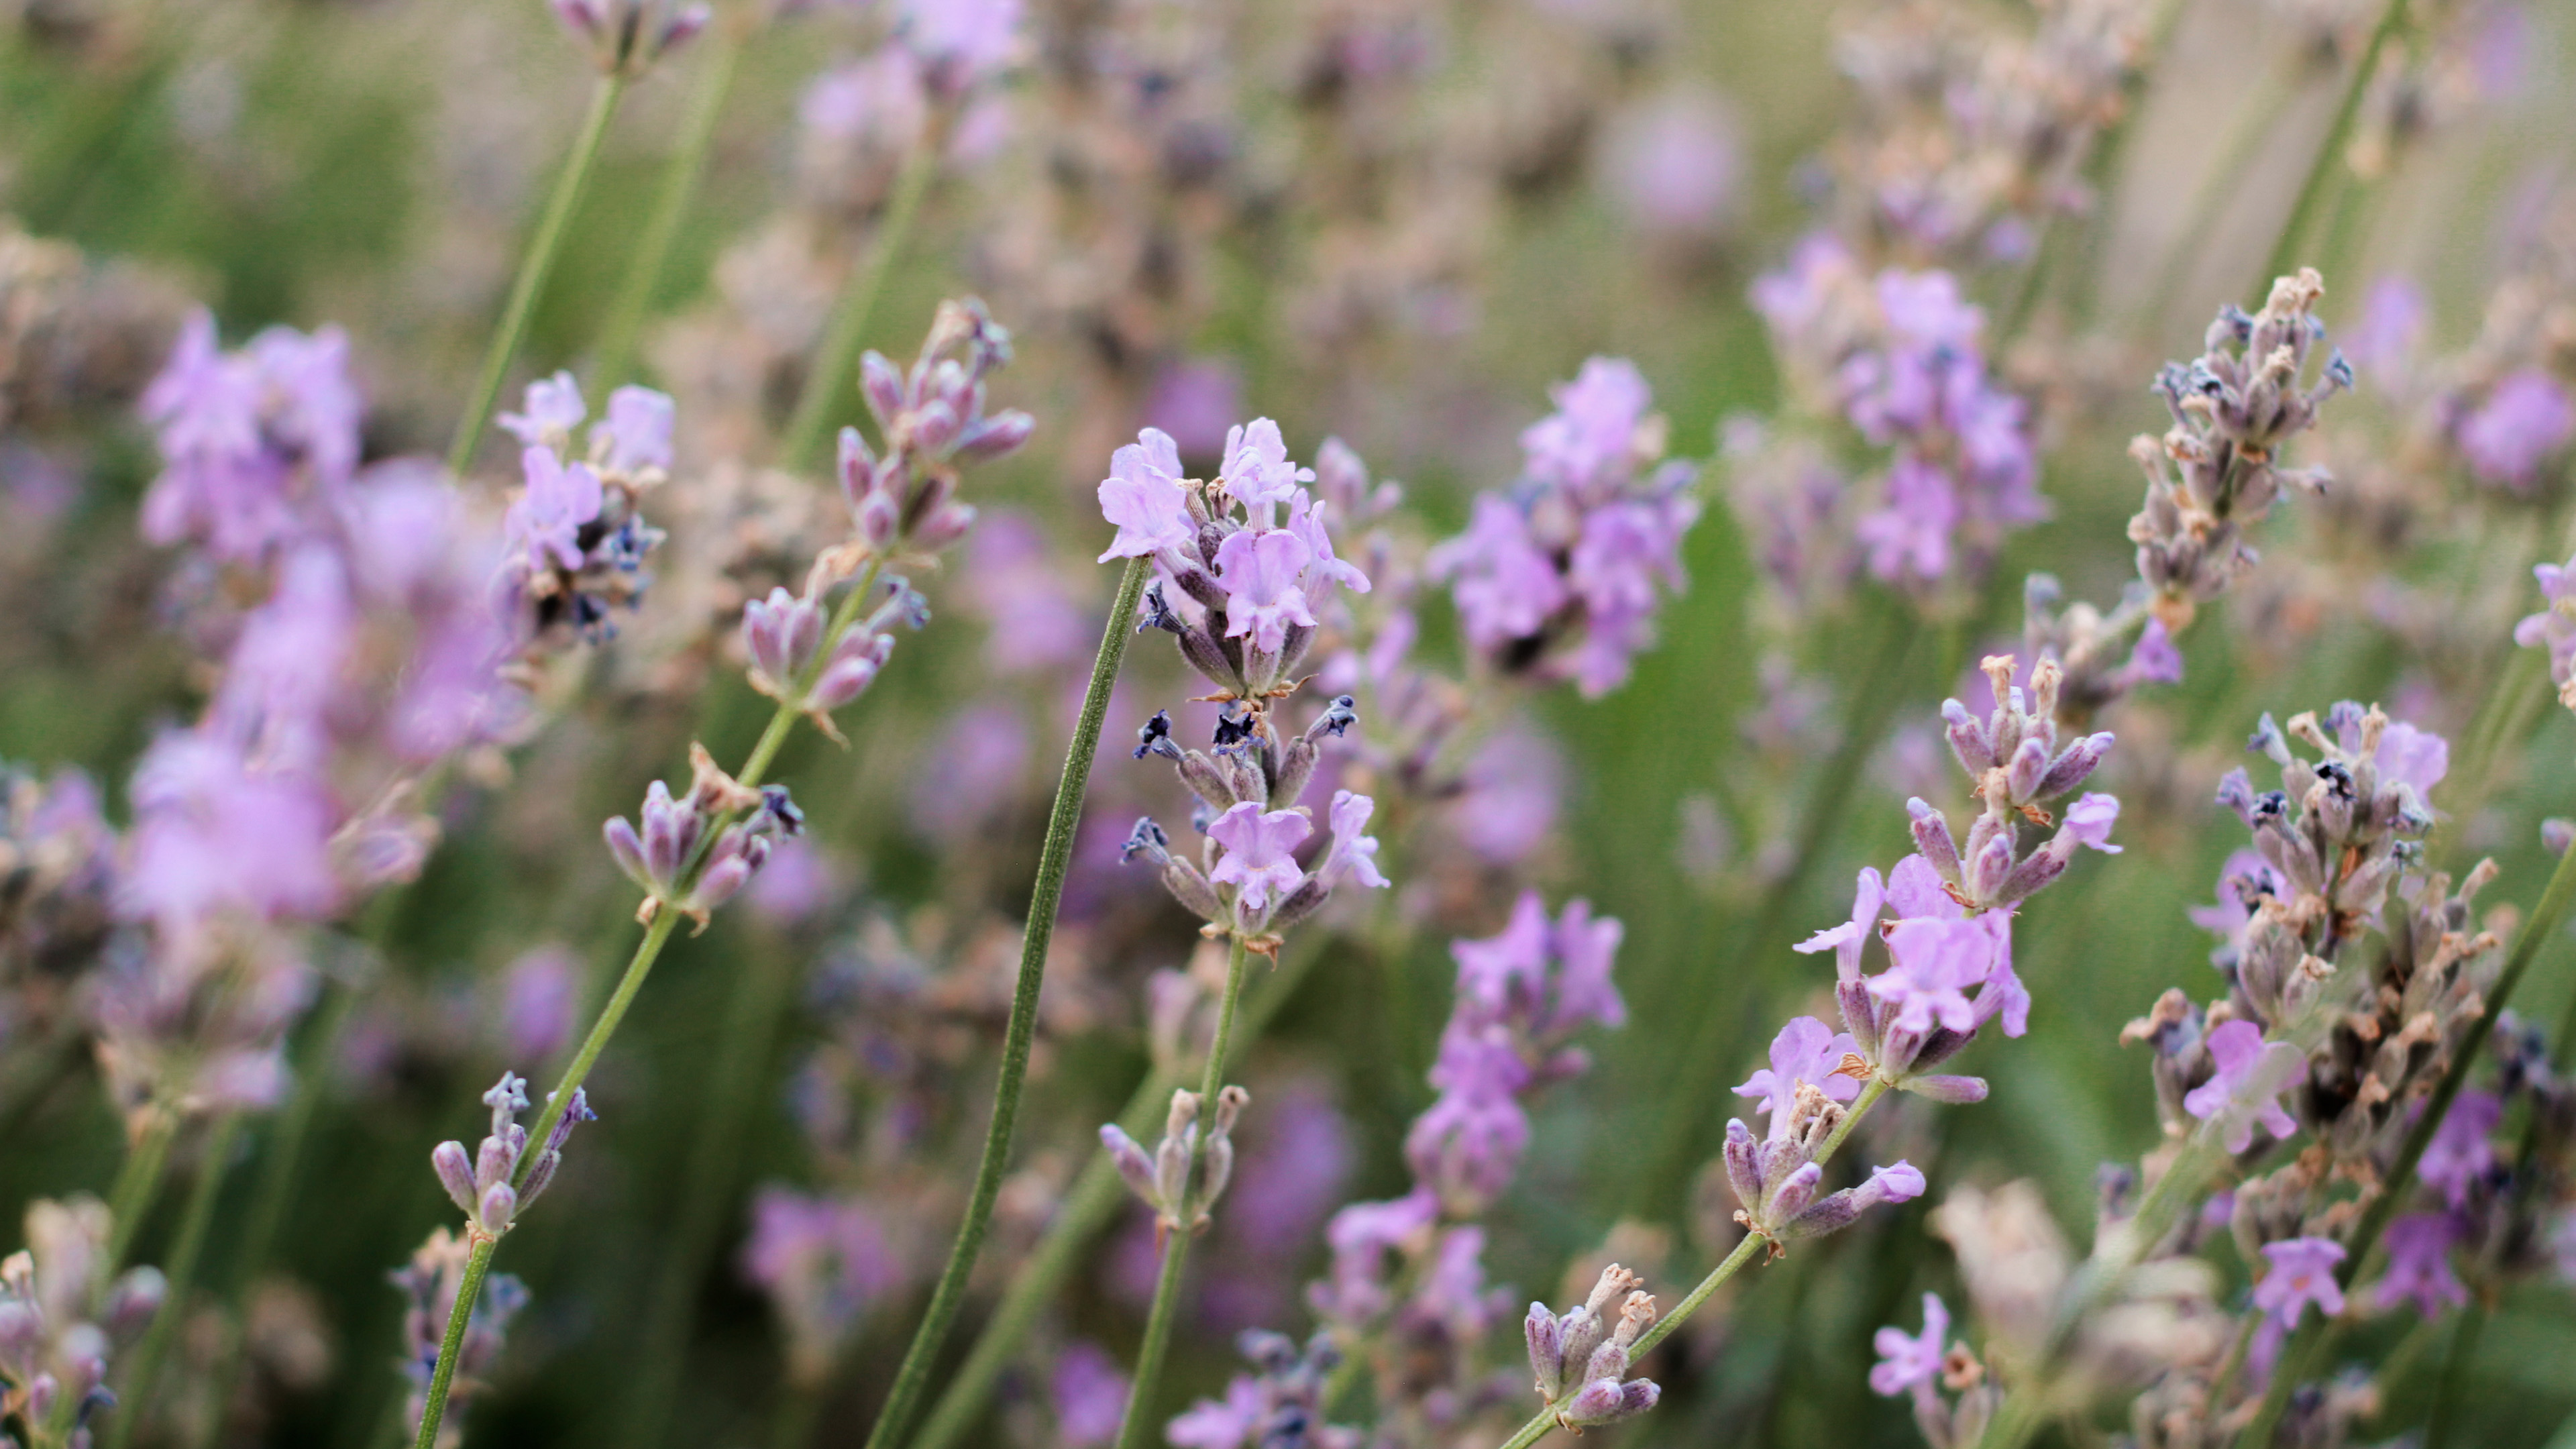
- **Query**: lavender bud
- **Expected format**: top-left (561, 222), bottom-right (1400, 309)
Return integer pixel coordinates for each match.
top-left (2036, 733), bottom-right (2114, 799)
top-left (1527, 1303), bottom-right (1567, 1400)
top-left (1941, 698), bottom-right (1994, 772)
top-left (2003, 737), bottom-right (2049, 804)
top-left (1768, 1161), bottom-right (1823, 1222)
top-left (860, 352), bottom-right (906, 429)
top-left (478, 1182), bottom-right (518, 1234)
top-left (955, 409), bottom-right (1036, 462)
top-left (1898, 1074), bottom-right (1989, 1104)
top-left (1907, 799), bottom-right (1961, 881)
top-left (431, 1141), bottom-right (479, 1216)
top-left (1102, 1124), bottom-right (1157, 1201)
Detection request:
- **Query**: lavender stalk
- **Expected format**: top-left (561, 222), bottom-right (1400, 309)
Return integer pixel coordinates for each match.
top-left (590, 16), bottom-right (747, 390)
top-left (2255, 0), bottom-right (2408, 298)
top-left (446, 74), bottom-right (630, 476)
top-left (103, 1112), bottom-right (244, 1449)
top-left (777, 122), bottom-right (943, 472)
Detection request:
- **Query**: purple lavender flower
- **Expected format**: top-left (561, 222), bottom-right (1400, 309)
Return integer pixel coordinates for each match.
top-left (1051, 1341), bottom-right (1128, 1448)
top-left (1869, 1292), bottom-right (1949, 1401)
top-left (592, 385), bottom-right (674, 474)
top-left (1205, 804), bottom-right (1311, 914)
top-left (1523, 1266), bottom-right (1662, 1429)
top-left (1869, 919), bottom-right (1991, 1036)
top-left (2417, 1090), bottom-right (2501, 1210)
top-left (2457, 369), bottom-right (2574, 490)
top-left (2180, 1020), bottom-right (2304, 1153)
top-left (139, 311), bottom-right (362, 563)
top-left (900, 0), bottom-right (1021, 97)
top-left (1603, 85), bottom-right (1740, 244)
top-left (551, 0), bottom-right (710, 74)
top-left (1450, 723), bottom-right (1563, 863)
top-left (1212, 530), bottom-right (1320, 655)
top-left (2253, 1237), bottom-right (2347, 1327)
top-left (1096, 429), bottom-right (1195, 564)
top-left (428, 1072), bottom-right (595, 1238)
top-left (742, 1187), bottom-right (900, 1385)
top-left (120, 733), bottom-right (341, 941)
top-left (1405, 1028), bottom-right (1534, 1211)
top-left (507, 447), bottom-right (604, 574)
top-left (497, 372), bottom-right (585, 447)
top-left (2375, 1214), bottom-right (2468, 1318)
top-left (1735, 1016), bottom-right (1863, 1132)
top-left (602, 745), bottom-right (804, 931)
top-left (2514, 552), bottom-right (2576, 701)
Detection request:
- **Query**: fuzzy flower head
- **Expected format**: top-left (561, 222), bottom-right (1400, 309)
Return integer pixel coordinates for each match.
top-left (1431, 359), bottom-right (1699, 698)
top-left (2514, 553), bottom-right (2576, 708)
top-left (1736, 1016), bottom-right (1863, 1138)
top-left (139, 311), bottom-right (362, 564)
top-left (2457, 368), bottom-right (2573, 490)
top-left (839, 298), bottom-right (1033, 562)
top-left (2416, 1090), bottom-right (2501, 1210)
top-left (2180, 1019), bottom-right (2304, 1154)
top-left (2375, 1214), bottom-right (2467, 1319)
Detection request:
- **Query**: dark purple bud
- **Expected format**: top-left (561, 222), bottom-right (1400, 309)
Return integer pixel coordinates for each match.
top-left (860, 352), bottom-right (906, 428)
top-left (1941, 699), bottom-right (1994, 773)
top-left (1135, 710), bottom-right (1178, 761)
top-left (1907, 799), bottom-right (1960, 881)
top-left (2037, 732), bottom-right (2114, 800)
top-left (1122, 817), bottom-right (1171, 865)
top-left (955, 409), bottom-right (1036, 462)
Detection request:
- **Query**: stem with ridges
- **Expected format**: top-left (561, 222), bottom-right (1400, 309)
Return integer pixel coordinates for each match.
top-left (907, 935), bottom-right (1328, 1449)
top-left (408, 1233), bottom-right (497, 1449)
top-left (592, 22), bottom-right (745, 390)
top-left (777, 115), bottom-right (944, 472)
top-left (447, 74), bottom-right (629, 478)
top-left (857, 554), bottom-right (1153, 1449)
top-left (2232, 824), bottom-right (2576, 1446)
top-left (1110, 934), bottom-right (1254, 1449)
top-left (107, 1112), bottom-right (244, 1449)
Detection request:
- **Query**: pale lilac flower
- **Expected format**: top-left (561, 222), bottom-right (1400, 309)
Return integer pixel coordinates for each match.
top-left (2514, 552), bottom-right (2576, 691)
top-left (1855, 451), bottom-right (1960, 584)
top-left (121, 733), bottom-right (340, 938)
top-left (497, 947), bottom-right (578, 1065)
top-left (592, 385), bottom-right (674, 474)
top-left (2417, 1090), bottom-right (2500, 1209)
top-left (2373, 722), bottom-right (2449, 802)
top-left (1603, 86), bottom-right (1739, 241)
top-left (1450, 724), bottom-right (1562, 863)
top-left (140, 311), bottom-right (362, 561)
top-left (507, 447), bottom-right (604, 574)
top-left (498, 371), bottom-right (585, 446)
top-left (1205, 803), bottom-right (1311, 912)
top-left (2343, 276), bottom-right (2426, 380)
top-left (2124, 618), bottom-right (2184, 687)
top-left (1795, 866), bottom-right (1886, 981)
top-left (1521, 357), bottom-right (1652, 494)
top-left (2376, 1214), bottom-right (2467, 1318)
top-left (1735, 1016), bottom-right (1862, 1131)
top-left (1052, 1341), bottom-right (1128, 1448)
top-left (1869, 1293), bottom-right (1949, 1399)
top-left (2061, 793), bottom-right (2122, 853)
top-left (1440, 497), bottom-right (1568, 649)
top-left (1868, 918), bottom-right (1991, 1036)
top-left (2458, 369), bottom-right (2573, 490)
top-left (1144, 360), bottom-right (1242, 459)
top-left (2254, 1236), bottom-right (2347, 1326)
top-left (1318, 790), bottom-right (1387, 890)
top-left (1450, 892), bottom-right (1627, 1036)
top-left (742, 1187), bottom-right (900, 1381)
top-left (1212, 529), bottom-right (1318, 654)
top-left (1407, 1028), bottom-right (1534, 1210)
top-left (1096, 428), bottom-right (1194, 563)
top-left (1219, 418), bottom-right (1311, 512)
top-left (2181, 1020), bottom-right (2304, 1153)
top-left (901, 0), bottom-right (1021, 96)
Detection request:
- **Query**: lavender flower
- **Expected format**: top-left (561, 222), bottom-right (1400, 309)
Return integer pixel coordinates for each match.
top-left (1870, 1292), bottom-right (1949, 1401)
top-left (1165, 1332), bottom-right (1355, 1449)
top-left (740, 576), bottom-right (929, 745)
top-left (1523, 1265), bottom-right (1662, 1429)
top-left (427, 1071), bottom-right (595, 1239)
top-left (1051, 1341), bottom-right (1128, 1448)
top-left (1903, 654), bottom-right (2120, 912)
top-left (1430, 358), bottom-right (1699, 696)
top-left (392, 1228), bottom-right (530, 1449)
top-left (1735, 1016), bottom-right (1863, 1133)
top-left (2455, 368), bottom-right (2573, 490)
top-left (602, 744), bottom-right (805, 930)
top-left (2416, 1090), bottom-right (2501, 1210)
top-left (2180, 1020), bottom-right (2304, 1155)
top-left (2375, 1214), bottom-right (2468, 1318)
top-left (840, 298), bottom-right (1032, 560)
top-left (138, 310), bottom-right (361, 564)
top-left (495, 375), bottom-right (671, 653)
top-left (1101, 1085), bottom-right (1250, 1238)
top-left (2250, 1236), bottom-right (2346, 1375)
top-left (741, 1187), bottom-right (900, 1387)
top-left (0, 1197), bottom-right (166, 1449)
top-left (550, 0), bottom-right (710, 75)
top-left (2129, 270), bottom-right (2351, 630)
top-left (2514, 551), bottom-right (2576, 707)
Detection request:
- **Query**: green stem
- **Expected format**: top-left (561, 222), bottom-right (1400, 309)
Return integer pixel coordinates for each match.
top-left (592, 22), bottom-right (745, 390)
top-left (239, 985), bottom-right (358, 1280)
top-left (446, 73), bottom-right (630, 478)
top-left (106, 1110), bottom-right (180, 1270)
top-left (621, 940), bottom-right (799, 1449)
top-left (1637, 615), bottom-right (1920, 1218)
top-left (908, 938), bottom-right (1328, 1449)
top-left (1110, 936), bottom-right (1255, 1449)
top-left (107, 1112), bottom-right (244, 1449)
top-left (773, 1380), bottom-right (825, 1449)
top-left (2424, 1301), bottom-right (2485, 1449)
top-left (857, 556), bottom-right (1153, 1449)
top-left (409, 1233), bottom-right (498, 1449)
top-left (777, 117), bottom-right (945, 472)
top-left (2234, 829), bottom-right (2576, 1446)
top-left (1491, 1080), bottom-right (1893, 1449)
top-left (2255, 0), bottom-right (2408, 297)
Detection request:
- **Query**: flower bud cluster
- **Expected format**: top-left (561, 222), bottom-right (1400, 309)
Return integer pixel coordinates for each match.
top-left (1163, 1330), bottom-right (1358, 1449)
top-left (391, 1226), bottom-right (531, 1449)
top-left (1121, 698), bottom-right (1383, 945)
top-left (0, 1197), bottom-right (166, 1449)
top-left (1428, 358), bottom-right (1700, 696)
top-left (549, 0), bottom-right (710, 76)
top-left (2129, 269), bottom-right (2351, 631)
top-left (1102, 419), bottom-right (1370, 702)
top-left (1908, 655), bottom-right (2121, 912)
top-left (603, 744), bottom-right (806, 931)
top-left (1523, 1265), bottom-right (1661, 1429)
top-left (839, 299), bottom-right (1034, 563)
top-left (1722, 1083), bottom-right (1926, 1246)
top-left (2213, 702), bottom-right (2440, 984)
top-left (497, 372), bottom-right (674, 653)
top-left (741, 574), bottom-right (929, 745)
top-left (428, 1071), bottom-right (596, 1240)
top-left (1102, 1085), bottom-right (1250, 1240)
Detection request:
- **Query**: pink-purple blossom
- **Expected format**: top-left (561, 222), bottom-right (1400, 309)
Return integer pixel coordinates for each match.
top-left (2458, 369), bottom-right (2574, 490)
top-left (2418, 1090), bottom-right (2501, 1210)
top-left (1735, 1016), bottom-right (1862, 1133)
top-left (1205, 803), bottom-right (1313, 912)
top-left (2376, 1214), bottom-right (2468, 1318)
top-left (1096, 428), bottom-right (1195, 563)
top-left (1869, 1292), bottom-right (1949, 1399)
top-left (2180, 1020), bottom-right (2305, 1154)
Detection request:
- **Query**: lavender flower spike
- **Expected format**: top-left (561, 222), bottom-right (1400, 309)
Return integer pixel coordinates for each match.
top-left (1525, 1266), bottom-right (1662, 1429)
top-left (1104, 1086), bottom-right (1250, 1239)
top-left (430, 1072), bottom-right (597, 1239)
top-left (2179, 1020), bottom-right (2303, 1155)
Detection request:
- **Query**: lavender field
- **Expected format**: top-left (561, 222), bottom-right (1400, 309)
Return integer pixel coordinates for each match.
top-left (3, 1), bottom-right (2576, 1447)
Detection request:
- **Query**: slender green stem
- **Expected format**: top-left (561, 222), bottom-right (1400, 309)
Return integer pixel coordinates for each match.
top-left (106, 1110), bottom-right (180, 1270)
top-left (1110, 936), bottom-right (1254, 1449)
top-left (2233, 826), bottom-right (2576, 1445)
top-left (2255, 0), bottom-right (2408, 298)
top-left (1638, 615), bottom-right (1920, 1218)
top-left (773, 1380), bottom-right (825, 1449)
top-left (858, 556), bottom-right (1153, 1449)
top-left (592, 22), bottom-right (746, 390)
top-left (621, 939), bottom-right (799, 1449)
top-left (1491, 1080), bottom-right (1892, 1449)
top-left (2424, 1301), bottom-right (2485, 1449)
top-left (908, 938), bottom-right (1328, 1449)
top-left (446, 73), bottom-right (630, 478)
top-left (409, 1233), bottom-right (498, 1449)
top-left (777, 116), bottom-right (945, 471)
top-left (107, 1112), bottom-right (244, 1449)
top-left (239, 985), bottom-right (358, 1280)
